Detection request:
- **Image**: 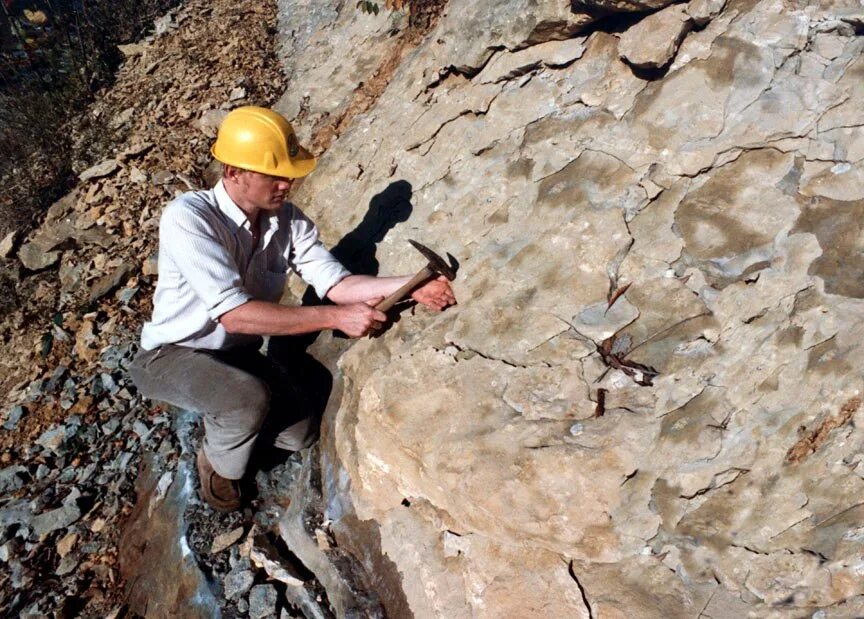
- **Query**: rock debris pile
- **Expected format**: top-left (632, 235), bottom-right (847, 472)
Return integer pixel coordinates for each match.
top-left (0, 0), bottom-right (322, 616)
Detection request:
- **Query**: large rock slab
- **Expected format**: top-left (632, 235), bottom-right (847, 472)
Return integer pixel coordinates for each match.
top-left (618, 4), bottom-right (693, 69)
top-left (270, 0), bottom-right (864, 616)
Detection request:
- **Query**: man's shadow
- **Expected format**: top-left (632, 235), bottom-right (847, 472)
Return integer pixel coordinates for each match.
top-left (258, 181), bottom-right (414, 471)
top-left (330, 179), bottom-right (414, 276)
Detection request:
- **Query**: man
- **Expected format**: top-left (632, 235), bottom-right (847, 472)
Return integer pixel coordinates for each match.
top-left (130, 106), bottom-right (456, 512)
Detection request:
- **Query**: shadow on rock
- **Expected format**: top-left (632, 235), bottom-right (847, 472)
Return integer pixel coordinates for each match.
top-left (263, 180), bottom-right (415, 467)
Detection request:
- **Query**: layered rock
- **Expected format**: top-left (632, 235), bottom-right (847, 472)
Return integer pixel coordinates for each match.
top-left (274, 0), bottom-right (864, 616)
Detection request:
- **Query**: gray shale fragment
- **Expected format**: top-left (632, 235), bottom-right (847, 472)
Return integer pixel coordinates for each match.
top-left (248, 584), bottom-right (279, 619)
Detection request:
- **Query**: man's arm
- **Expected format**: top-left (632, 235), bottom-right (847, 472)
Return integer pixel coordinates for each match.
top-left (219, 274), bottom-right (456, 337)
top-left (219, 298), bottom-right (386, 338)
top-left (327, 274), bottom-right (456, 311)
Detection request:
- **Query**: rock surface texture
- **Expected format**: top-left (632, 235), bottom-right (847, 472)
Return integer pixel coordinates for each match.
top-left (271, 0), bottom-right (864, 616)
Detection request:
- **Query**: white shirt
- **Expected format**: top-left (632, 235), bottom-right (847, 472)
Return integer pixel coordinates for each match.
top-left (140, 180), bottom-right (351, 350)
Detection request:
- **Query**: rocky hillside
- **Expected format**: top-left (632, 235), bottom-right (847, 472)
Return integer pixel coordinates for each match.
top-left (3, 0), bottom-right (864, 617)
top-left (0, 0), bottom-right (290, 616)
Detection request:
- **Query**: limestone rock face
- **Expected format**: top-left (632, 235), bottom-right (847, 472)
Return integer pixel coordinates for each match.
top-left (275, 0), bottom-right (864, 616)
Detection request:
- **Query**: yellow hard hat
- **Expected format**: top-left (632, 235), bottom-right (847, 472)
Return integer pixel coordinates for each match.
top-left (211, 106), bottom-right (316, 178)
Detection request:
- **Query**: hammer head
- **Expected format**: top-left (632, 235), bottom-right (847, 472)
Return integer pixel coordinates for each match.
top-left (409, 239), bottom-right (457, 281)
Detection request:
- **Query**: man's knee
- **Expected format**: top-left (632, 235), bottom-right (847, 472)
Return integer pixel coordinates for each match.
top-left (206, 376), bottom-right (272, 434)
top-left (238, 379), bottom-right (271, 430)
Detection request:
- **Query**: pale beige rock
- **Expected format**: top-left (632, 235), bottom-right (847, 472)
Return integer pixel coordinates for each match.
top-left (553, 32), bottom-right (648, 118)
top-left (686, 0), bottom-right (726, 25)
top-left (799, 160), bottom-right (864, 201)
top-left (195, 109), bottom-right (228, 137)
top-left (78, 159), bottom-right (120, 182)
top-left (477, 37), bottom-right (586, 84)
top-left (56, 531), bottom-right (78, 558)
top-left (0, 230), bottom-right (18, 260)
top-left (619, 4), bottom-right (692, 69)
top-left (18, 243), bottom-right (61, 271)
top-left (210, 526), bottom-right (244, 554)
top-left (267, 0), bottom-right (864, 616)
top-left (117, 42), bottom-right (150, 57)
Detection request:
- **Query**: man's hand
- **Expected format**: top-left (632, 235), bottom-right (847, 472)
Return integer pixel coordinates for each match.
top-left (410, 276), bottom-right (457, 311)
top-left (332, 298), bottom-right (388, 337)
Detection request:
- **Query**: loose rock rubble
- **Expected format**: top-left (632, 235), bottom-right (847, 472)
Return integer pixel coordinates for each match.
top-left (0, 0), bottom-right (334, 616)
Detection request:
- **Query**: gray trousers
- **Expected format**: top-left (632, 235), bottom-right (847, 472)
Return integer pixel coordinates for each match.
top-left (129, 343), bottom-right (319, 479)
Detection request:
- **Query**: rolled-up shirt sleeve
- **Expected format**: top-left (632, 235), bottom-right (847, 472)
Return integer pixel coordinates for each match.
top-left (287, 206), bottom-right (351, 299)
top-left (159, 203), bottom-right (252, 320)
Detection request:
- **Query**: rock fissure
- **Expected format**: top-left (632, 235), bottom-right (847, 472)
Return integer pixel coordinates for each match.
top-left (567, 560), bottom-right (595, 619)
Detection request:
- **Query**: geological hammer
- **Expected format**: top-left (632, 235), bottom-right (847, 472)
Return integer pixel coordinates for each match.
top-left (375, 239), bottom-right (456, 312)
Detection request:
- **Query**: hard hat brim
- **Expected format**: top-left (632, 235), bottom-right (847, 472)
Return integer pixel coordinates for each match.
top-left (211, 142), bottom-right (317, 179)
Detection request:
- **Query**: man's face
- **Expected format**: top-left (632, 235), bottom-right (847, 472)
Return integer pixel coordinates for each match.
top-left (234, 169), bottom-right (295, 211)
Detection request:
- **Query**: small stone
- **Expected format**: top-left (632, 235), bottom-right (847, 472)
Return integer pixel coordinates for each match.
top-left (74, 320), bottom-right (98, 364)
top-left (132, 420), bottom-right (151, 441)
top-left (314, 528), bottom-right (331, 550)
top-left (0, 465), bottom-right (28, 494)
top-left (151, 171), bottom-right (174, 185)
top-left (248, 584), bottom-right (278, 619)
top-left (0, 540), bottom-right (17, 562)
top-left (56, 552), bottom-right (79, 576)
top-left (117, 42), bottom-right (150, 57)
top-left (0, 229), bottom-right (18, 259)
top-left (197, 109), bottom-right (229, 137)
top-left (32, 502), bottom-right (81, 539)
top-left (211, 526), bottom-right (245, 554)
top-left (88, 263), bottom-right (134, 304)
top-left (18, 243), bottom-right (61, 271)
top-left (142, 252), bottom-right (159, 275)
top-left (78, 159), bottom-right (120, 182)
top-left (119, 142), bottom-right (153, 159)
top-left (56, 531), bottom-right (78, 558)
top-left (153, 13), bottom-right (175, 36)
top-left (36, 426), bottom-right (67, 451)
top-left (90, 518), bottom-right (106, 533)
top-left (224, 568), bottom-right (255, 600)
top-left (3, 405), bottom-right (26, 430)
top-left (59, 256), bottom-right (87, 293)
top-left (35, 464), bottom-right (50, 481)
top-left (78, 463), bottom-right (97, 483)
top-left (101, 419), bottom-right (121, 436)
top-left (129, 167), bottom-right (149, 184)
top-left (111, 107), bottom-right (134, 129)
top-left (116, 286), bottom-right (139, 305)
top-left (229, 86), bottom-right (247, 101)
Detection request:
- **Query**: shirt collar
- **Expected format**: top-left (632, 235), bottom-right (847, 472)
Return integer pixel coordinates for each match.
top-left (213, 180), bottom-right (281, 244)
top-left (214, 180), bottom-right (252, 231)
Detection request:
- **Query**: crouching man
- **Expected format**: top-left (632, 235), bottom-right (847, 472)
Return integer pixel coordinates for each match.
top-left (130, 106), bottom-right (456, 512)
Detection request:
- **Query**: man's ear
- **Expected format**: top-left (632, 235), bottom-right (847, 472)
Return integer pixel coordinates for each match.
top-left (223, 164), bottom-right (241, 183)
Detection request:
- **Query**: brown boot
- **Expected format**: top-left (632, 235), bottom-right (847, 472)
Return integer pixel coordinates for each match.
top-left (196, 449), bottom-right (242, 512)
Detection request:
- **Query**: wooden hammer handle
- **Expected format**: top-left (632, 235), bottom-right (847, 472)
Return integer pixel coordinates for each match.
top-left (375, 267), bottom-right (434, 312)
